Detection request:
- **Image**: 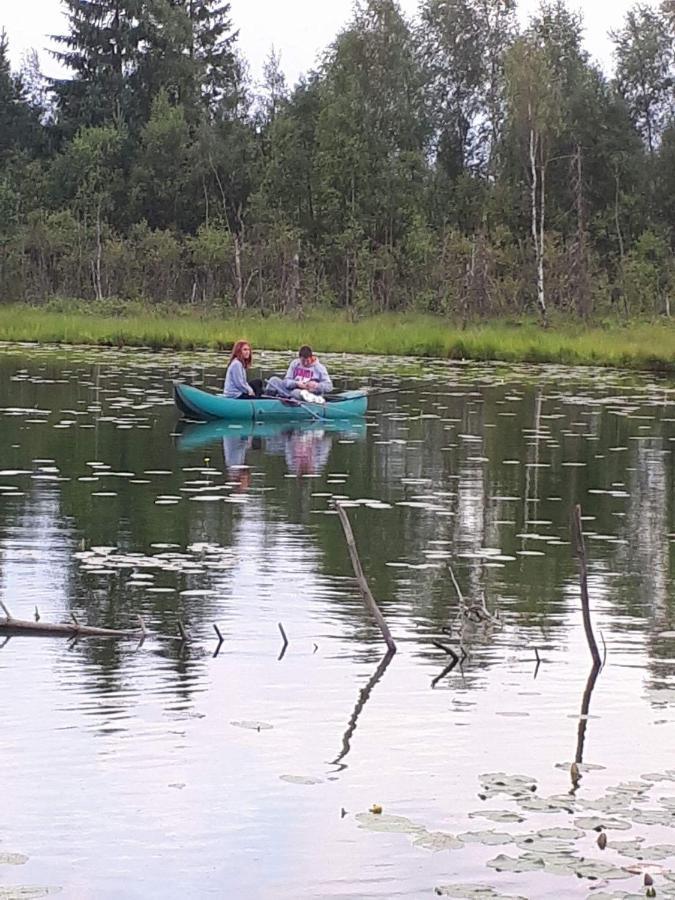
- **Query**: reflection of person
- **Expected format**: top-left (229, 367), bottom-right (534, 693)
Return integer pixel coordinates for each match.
top-left (223, 340), bottom-right (263, 398)
top-left (222, 435), bottom-right (252, 490)
top-left (284, 430), bottom-right (332, 475)
top-left (266, 345), bottom-right (333, 400)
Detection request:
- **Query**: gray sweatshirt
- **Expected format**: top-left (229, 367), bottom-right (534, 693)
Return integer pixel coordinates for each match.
top-left (223, 359), bottom-right (253, 398)
top-left (282, 358), bottom-right (333, 395)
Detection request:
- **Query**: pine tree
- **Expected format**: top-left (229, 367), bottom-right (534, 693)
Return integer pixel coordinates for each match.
top-left (187, 0), bottom-right (239, 113)
top-left (0, 31), bottom-right (43, 159)
top-left (51, 0), bottom-right (144, 133)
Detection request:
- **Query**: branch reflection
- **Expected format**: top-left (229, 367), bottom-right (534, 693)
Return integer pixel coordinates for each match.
top-left (331, 649), bottom-right (395, 770)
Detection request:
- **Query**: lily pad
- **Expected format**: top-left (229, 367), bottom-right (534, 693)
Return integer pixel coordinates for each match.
top-left (486, 852), bottom-right (544, 873)
top-left (230, 720), bottom-right (273, 731)
top-left (514, 837), bottom-right (576, 855)
top-left (434, 885), bottom-right (527, 899)
top-left (572, 858), bottom-right (629, 880)
top-left (0, 853), bottom-right (29, 865)
top-left (413, 831), bottom-right (464, 851)
top-left (468, 810), bottom-right (524, 824)
top-left (279, 775), bottom-right (323, 785)
top-left (355, 813), bottom-right (425, 834)
top-left (537, 827), bottom-right (584, 840)
top-left (458, 830), bottom-right (514, 846)
top-left (0, 890), bottom-right (62, 899)
top-left (574, 816), bottom-right (632, 831)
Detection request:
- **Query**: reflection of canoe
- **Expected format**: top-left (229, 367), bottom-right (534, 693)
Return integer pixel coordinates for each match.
top-left (174, 382), bottom-right (367, 422)
top-left (175, 416), bottom-right (366, 452)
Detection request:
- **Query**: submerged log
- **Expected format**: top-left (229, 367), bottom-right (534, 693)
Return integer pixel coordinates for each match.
top-left (0, 601), bottom-right (145, 639)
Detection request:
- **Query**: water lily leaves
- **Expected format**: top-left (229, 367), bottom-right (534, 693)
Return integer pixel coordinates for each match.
top-left (628, 844), bottom-right (675, 861)
top-left (586, 892), bottom-right (647, 900)
top-left (355, 813), bottom-right (425, 834)
top-left (479, 772), bottom-right (537, 799)
top-left (230, 720), bottom-right (273, 731)
top-left (514, 837), bottom-right (576, 855)
top-left (0, 889), bottom-right (62, 899)
top-left (536, 827), bottom-right (584, 840)
top-left (413, 831), bottom-right (464, 851)
top-left (572, 859), bottom-right (630, 880)
top-left (555, 761), bottom-right (606, 773)
top-left (608, 839), bottom-right (646, 855)
top-left (518, 796), bottom-right (576, 814)
top-left (642, 771), bottom-right (675, 782)
top-left (457, 830), bottom-right (514, 846)
top-left (0, 852), bottom-right (29, 865)
top-left (468, 810), bottom-right (525, 824)
top-left (434, 885), bottom-right (527, 899)
top-left (279, 775), bottom-right (323, 785)
top-left (486, 852), bottom-right (544, 873)
top-left (574, 816), bottom-right (632, 831)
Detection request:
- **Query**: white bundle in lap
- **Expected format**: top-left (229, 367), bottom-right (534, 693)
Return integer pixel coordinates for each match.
top-left (300, 390), bottom-right (325, 404)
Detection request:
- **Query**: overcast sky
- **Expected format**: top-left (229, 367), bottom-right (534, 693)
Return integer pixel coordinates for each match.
top-left (1, 0), bottom-right (658, 87)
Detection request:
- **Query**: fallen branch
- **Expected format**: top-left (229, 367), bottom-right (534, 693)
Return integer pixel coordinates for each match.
top-left (571, 504), bottom-right (602, 668)
top-left (0, 601), bottom-right (143, 639)
top-left (336, 504), bottom-right (396, 653)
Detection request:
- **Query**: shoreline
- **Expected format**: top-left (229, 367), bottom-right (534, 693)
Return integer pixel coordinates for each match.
top-left (0, 305), bottom-right (674, 374)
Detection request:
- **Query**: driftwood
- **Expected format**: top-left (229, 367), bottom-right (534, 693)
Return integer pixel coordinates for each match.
top-left (0, 600), bottom-right (145, 639)
top-left (335, 504), bottom-right (396, 653)
top-left (571, 504), bottom-right (602, 668)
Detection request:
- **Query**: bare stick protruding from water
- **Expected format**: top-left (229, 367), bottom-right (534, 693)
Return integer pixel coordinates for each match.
top-left (177, 619), bottom-right (188, 642)
top-left (336, 504), bottom-right (396, 653)
top-left (571, 504), bottom-right (602, 668)
top-left (277, 622), bottom-right (289, 661)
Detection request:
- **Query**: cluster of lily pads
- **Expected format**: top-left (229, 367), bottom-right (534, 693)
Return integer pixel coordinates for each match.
top-left (354, 768), bottom-right (675, 899)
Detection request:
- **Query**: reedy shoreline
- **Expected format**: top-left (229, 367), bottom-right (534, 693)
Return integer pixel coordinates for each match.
top-left (1, 304), bottom-right (674, 373)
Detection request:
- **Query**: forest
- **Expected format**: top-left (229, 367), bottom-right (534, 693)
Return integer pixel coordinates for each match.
top-left (0, 0), bottom-right (674, 322)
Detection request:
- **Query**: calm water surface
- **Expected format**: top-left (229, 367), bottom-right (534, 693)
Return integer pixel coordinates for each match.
top-left (1, 346), bottom-right (674, 900)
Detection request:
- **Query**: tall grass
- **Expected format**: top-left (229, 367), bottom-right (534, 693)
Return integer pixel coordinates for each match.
top-left (1, 304), bottom-right (674, 372)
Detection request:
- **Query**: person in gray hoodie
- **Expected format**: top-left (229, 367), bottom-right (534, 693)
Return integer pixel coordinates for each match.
top-left (265, 345), bottom-right (333, 400)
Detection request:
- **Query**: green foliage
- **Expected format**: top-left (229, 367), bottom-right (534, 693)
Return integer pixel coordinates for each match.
top-left (623, 230), bottom-right (672, 315)
top-left (0, 0), bottom-right (673, 322)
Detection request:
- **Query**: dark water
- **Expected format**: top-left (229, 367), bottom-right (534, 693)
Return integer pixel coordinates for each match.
top-left (1, 345), bottom-right (675, 900)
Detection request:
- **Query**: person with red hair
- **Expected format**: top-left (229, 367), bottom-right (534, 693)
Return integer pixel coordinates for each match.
top-left (223, 340), bottom-right (263, 399)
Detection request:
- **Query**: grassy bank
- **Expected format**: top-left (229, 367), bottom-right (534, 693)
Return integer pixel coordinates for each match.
top-left (1, 304), bottom-right (674, 372)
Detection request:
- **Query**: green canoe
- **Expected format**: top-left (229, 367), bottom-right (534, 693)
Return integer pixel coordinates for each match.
top-left (173, 381), bottom-right (368, 422)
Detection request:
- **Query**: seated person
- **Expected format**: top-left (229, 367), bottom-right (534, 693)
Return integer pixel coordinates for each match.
top-left (266, 345), bottom-right (333, 400)
top-left (223, 340), bottom-right (263, 398)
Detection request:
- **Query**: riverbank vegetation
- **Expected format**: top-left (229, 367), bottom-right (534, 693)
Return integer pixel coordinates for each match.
top-left (0, 0), bottom-right (674, 323)
top-left (2, 304), bottom-right (675, 371)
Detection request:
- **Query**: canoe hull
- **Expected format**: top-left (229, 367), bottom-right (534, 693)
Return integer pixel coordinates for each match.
top-left (174, 382), bottom-right (367, 421)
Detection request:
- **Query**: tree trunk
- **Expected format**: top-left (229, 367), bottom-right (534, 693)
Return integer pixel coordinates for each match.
top-left (529, 124), bottom-right (546, 324)
top-left (233, 232), bottom-right (244, 310)
top-left (93, 199), bottom-right (103, 302)
top-left (285, 239), bottom-right (300, 314)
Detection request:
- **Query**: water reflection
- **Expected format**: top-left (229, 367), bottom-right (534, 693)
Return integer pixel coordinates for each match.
top-left (176, 417), bottom-right (366, 478)
top-left (2, 347), bottom-right (675, 898)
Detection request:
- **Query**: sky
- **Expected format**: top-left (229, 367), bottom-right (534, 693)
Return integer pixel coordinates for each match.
top-left (1, 0), bottom-right (659, 87)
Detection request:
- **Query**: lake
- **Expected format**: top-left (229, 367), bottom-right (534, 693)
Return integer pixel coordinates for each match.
top-left (1, 345), bottom-right (674, 900)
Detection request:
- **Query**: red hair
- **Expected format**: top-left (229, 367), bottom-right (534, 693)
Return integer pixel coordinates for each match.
top-left (229, 340), bottom-right (252, 369)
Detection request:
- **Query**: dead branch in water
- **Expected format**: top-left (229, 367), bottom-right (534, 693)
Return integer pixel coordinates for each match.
top-left (0, 600), bottom-right (145, 639)
top-left (571, 504), bottom-right (602, 668)
top-left (335, 504), bottom-right (396, 653)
